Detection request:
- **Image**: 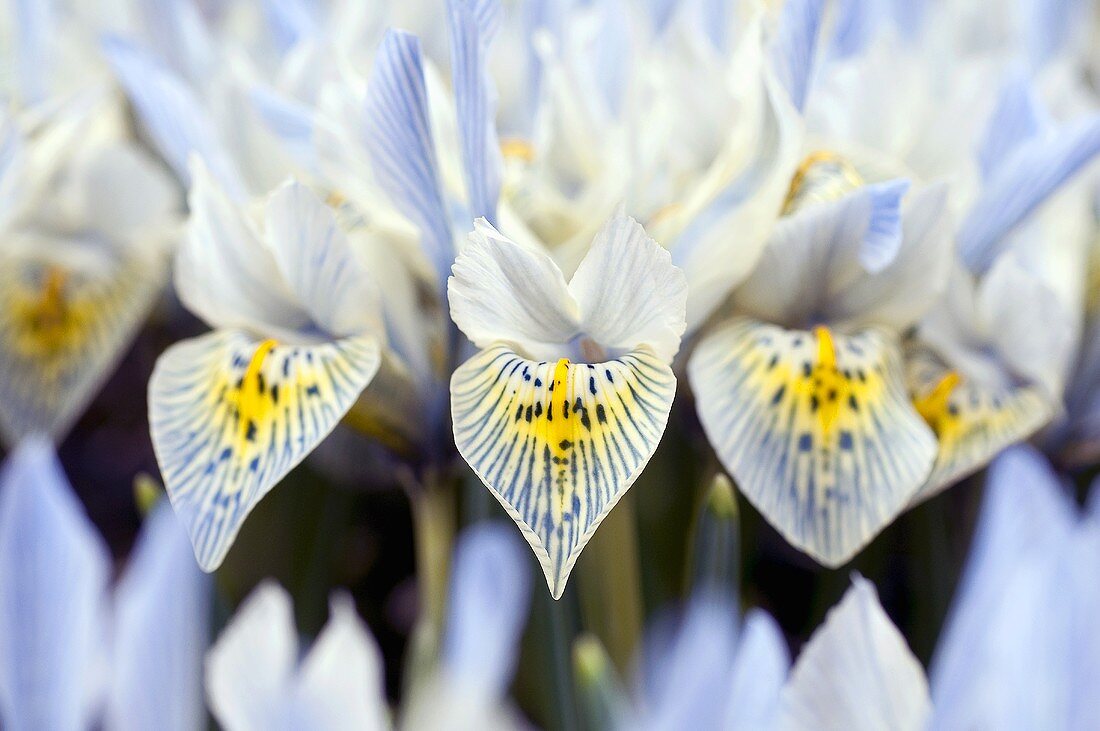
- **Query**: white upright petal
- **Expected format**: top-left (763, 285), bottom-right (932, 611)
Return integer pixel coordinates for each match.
top-left (108, 502), bottom-right (211, 731)
top-left (978, 253), bottom-right (1074, 397)
top-left (205, 581), bottom-right (299, 731)
top-left (449, 219), bottom-right (580, 359)
top-left (0, 439), bottom-right (111, 731)
top-left (568, 214), bottom-right (687, 363)
top-left (826, 182), bottom-right (953, 332)
top-left (735, 181), bottom-right (909, 330)
top-left (780, 576), bottom-right (931, 731)
top-left (294, 594), bottom-right (389, 731)
top-left (264, 181), bottom-right (385, 339)
top-left (177, 160), bottom-right (308, 335)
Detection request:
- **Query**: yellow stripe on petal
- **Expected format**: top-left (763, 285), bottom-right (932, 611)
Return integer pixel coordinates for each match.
top-left (149, 330), bottom-right (380, 571)
top-left (0, 250), bottom-right (167, 444)
top-left (688, 317), bottom-right (937, 566)
top-left (906, 345), bottom-right (1053, 505)
top-left (451, 343), bottom-right (676, 599)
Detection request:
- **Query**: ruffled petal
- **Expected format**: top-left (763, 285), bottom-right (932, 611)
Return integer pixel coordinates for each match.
top-left (178, 160), bottom-right (309, 335)
top-left (451, 343), bottom-right (675, 598)
top-left (449, 219), bottom-right (580, 358)
top-left (264, 180), bottom-right (384, 339)
top-left (568, 214), bottom-right (687, 363)
top-left (149, 330), bottom-right (380, 570)
top-left (689, 318), bottom-right (936, 565)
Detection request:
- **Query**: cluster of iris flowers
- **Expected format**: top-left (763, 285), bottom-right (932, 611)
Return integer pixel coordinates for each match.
top-left (1, 0), bottom-right (1100, 728)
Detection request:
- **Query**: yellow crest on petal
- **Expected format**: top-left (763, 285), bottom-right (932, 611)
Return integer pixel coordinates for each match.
top-left (451, 344), bottom-right (676, 598)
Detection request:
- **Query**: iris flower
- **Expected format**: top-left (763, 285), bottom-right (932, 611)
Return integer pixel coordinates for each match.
top-left (0, 439), bottom-right (209, 730)
top-left (449, 213), bottom-right (686, 597)
top-left (148, 169), bottom-right (383, 571)
top-left (0, 11), bottom-right (179, 444)
top-left (689, 173), bottom-right (950, 565)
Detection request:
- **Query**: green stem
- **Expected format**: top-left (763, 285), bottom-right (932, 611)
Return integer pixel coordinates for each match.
top-left (576, 493), bottom-right (644, 675)
top-left (548, 588), bottom-right (581, 731)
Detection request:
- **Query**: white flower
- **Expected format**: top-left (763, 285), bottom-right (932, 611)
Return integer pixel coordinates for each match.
top-left (148, 166), bottom-right (384, 571)
top-left (449, 213), bottom-right (686, 597)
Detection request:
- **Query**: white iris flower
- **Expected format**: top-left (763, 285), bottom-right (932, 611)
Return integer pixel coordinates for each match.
top-left (448, 213), bottom-right (686, 598)
top-left (148, 168), bottom-right (384, 571)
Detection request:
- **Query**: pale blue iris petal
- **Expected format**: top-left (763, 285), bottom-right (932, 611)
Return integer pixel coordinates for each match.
top-left (363, 30), bottom-right (453, 285)
top-left (958, 113), bottom-right (1100, 274)
top-left (441, 522), bottom-right (531, 697)
top-left (1023, 0), bottom-right (1089, 68)
top-left (107, 502), bottom-right (212, 731)
top-left (860, 179), bottom-right (910, 273)
top-left (829, 0), bottom-right (882, 58)
top-left (101, 36), bottom-right (248, 199)
top-left (448, 0), bottom-right (504, 225)
top-left (12, 0), bottom-right (54, 103)
top-left (250, 86), bottom-right (320, 176)
top-left (978, 73), bottom-right (1048, 180)
top-left (261, 0), bottom-right (319, 53)
top-left (768, 0), bottom-right (825, 112)
top-left (929, 446), bottom-right (1076, 726)
top-left (0, 439), bottom-right (111, 731)
top-left (641, 599), bottom-right (738, 730)
top-left (133, 0), bottom-right (214, 82)
top-left (725, 610), bottom-right (790, 731)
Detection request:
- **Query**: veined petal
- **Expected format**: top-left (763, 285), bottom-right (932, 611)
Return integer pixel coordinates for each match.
top-left (779, 576), bottom-right (931, 731)
top-left (264, 181), bottom-right (384, 339)
top-left (768, 0), bottom-right (825, 111)
top-left (101, 35), bottom-right (246, 198)
top-left (364, 30), bottom-right (453, 283)
top-left (568, 214), bottom-right (687, 364)
top-left (449, 220), bottom-right (580, 359)
top-left (0, 236), bottom-right (169, 444)
top-left (905, 344), bottom-right (1053, 505)
top-left (689, 318), bottom-right (936, 565)
top-left (294, 594), bottom-right (389, 731)
top-left (107, 501), bottom-right (212, 731)
top-left (451, 344), bottom-right (676, 598)
top-left (0, 439), bottom-right (111, 731)
top-left (442, 522), bottom-right (531, 698)
top-left (149, 330), bottom-right (381, 571)
top-left (205, 581), bottom-right (298, 731)
top-left (958, 113), bottom-right (1100, 275)
top-left (448, 0), bottom-right (503, 224)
